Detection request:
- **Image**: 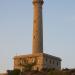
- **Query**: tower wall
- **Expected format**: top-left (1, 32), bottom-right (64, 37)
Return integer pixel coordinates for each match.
top-left (32, 0), bottom-right (44, 54)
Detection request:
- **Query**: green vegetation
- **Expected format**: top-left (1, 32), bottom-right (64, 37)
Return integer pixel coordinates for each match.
top-left (7, 69), bottom-right (20, 75)
top-left (48, 70), bottom-right (68, 75)
top-left (7, 68), bottom-right (75, 75)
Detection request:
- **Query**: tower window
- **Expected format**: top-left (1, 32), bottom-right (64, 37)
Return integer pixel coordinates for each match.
top-left (34, 36), bottom-right (35, 39)
top-left (34, 20), bottom-right (36, 23)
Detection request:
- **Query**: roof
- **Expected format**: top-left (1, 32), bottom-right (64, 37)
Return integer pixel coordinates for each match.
top-left (13, 53), bottom-right (61, 61)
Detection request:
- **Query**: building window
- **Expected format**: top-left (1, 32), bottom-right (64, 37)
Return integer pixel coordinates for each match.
top-left (38, 59), bottom-right (40, 63)
top-left (26, 60), bottom-right (28, 63)
top-left (37, 67), bottom-right (38, 71)
top-left (46, 58), bottom-right (47, 62)
top-left (49, 60), bottom-right (51, 64)
top-left (53, 60), bottom-right (55, 64)
top-left (57, 62), bottom-right (59, 66)
top-left (32, 58), bottom-right (35, 63)
top-left (24, 60), bottom-right (26, 63)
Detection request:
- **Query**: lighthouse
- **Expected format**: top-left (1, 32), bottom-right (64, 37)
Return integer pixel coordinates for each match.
top-left (14, 0), bottom-right (61, 71)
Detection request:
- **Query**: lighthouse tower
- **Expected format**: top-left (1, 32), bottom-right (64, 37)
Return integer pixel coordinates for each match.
top-left (32, 0), bottom-right (44, 54)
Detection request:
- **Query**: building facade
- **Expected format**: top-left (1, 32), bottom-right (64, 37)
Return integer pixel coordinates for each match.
top-left (14, 0), bottom-right (61, 71)
top-left (14, 53), bottom-right (61, 71)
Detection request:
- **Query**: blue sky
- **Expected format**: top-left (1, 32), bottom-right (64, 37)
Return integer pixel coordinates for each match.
top-left (0, 0), bottom-right (75, 73)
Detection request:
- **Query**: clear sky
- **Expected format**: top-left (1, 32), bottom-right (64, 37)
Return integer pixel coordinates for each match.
top-left (0, 0), bottom-right (75, 73)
